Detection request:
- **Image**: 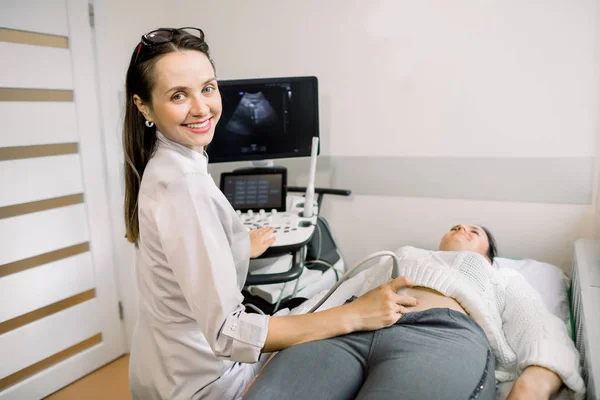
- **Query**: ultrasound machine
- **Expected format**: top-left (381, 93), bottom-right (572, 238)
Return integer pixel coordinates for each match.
top-left (207, 76), bottom-right (351, 314)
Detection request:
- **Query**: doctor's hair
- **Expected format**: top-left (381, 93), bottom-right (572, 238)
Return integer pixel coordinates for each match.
top-left (480, 226), bottom-right (497, 263)
top-left (122, 28), bottom-right (215, 244)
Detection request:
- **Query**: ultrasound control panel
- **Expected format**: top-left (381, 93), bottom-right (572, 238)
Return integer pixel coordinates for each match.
top-left (236, 196), bottom-right (318, 249)
top-left (220, 170), bottom-right (317, 250)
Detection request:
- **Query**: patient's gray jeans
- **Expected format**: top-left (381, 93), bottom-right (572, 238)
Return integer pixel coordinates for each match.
top-left (244, 308), bottom-right (496, 400)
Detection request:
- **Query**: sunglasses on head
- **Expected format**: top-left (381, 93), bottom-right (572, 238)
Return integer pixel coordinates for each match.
top-left (135, 27), bottom-right (204, 63)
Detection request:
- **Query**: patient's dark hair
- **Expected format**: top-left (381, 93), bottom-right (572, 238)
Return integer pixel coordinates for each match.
top-left (480, 226), bottom-right (497, 263)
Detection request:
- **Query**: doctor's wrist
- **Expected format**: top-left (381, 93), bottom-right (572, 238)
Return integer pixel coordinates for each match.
top-left (338, 303), bottom-right (363, 333)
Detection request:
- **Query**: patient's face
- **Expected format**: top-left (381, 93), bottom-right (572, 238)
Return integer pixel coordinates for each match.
top-left (439, 224), bottom-right (490, 260)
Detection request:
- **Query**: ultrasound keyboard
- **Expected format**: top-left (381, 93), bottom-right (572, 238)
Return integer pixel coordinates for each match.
top-left (237, 196), bottom-right (318, 249)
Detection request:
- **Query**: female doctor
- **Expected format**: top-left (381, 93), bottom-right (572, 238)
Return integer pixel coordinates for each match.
top-left (123, 27), bottom-right (418, 400)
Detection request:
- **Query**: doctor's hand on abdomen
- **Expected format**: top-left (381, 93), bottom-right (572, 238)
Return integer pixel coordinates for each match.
top-left (342, 276), bottom-right (418, 332)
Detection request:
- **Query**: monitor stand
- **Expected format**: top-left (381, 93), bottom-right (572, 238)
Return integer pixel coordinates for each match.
top-left (234, 160), bottom-right (286, 174)
top-left (249, 159), bottom-right (274, 168)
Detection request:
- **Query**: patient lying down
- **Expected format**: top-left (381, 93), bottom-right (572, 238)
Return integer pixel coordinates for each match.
top-left (244, 225), bottom-right (585, 400)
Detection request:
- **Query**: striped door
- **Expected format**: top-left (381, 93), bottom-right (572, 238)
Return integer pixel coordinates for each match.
top-left (0, 1), bottom-right (126, 399)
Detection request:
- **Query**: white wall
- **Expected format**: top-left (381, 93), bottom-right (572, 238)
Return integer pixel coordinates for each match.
top-left (325, 195), bottom-right (594, 271)
top-left (174, 0), bottom-right (598, 268)
top-left (196, 0), bottom-right (599, 158)
top-left (93, 0), bottom-right (600, 345)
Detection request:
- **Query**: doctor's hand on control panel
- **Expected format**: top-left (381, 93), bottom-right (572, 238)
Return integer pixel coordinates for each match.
top-left (249, 226), bottom-right (276, 258)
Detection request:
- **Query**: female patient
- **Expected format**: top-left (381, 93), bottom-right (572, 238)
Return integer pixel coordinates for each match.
top-left (244, 224), bottom-right (585, 400)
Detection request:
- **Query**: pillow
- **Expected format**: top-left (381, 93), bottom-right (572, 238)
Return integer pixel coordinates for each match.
top-left (493, 258), bottom-right (571, 331)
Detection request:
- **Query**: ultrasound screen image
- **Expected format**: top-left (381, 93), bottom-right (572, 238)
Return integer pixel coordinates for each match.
top-left (207, 77), bottom-right (318, 163)
top-left (225, 88), bottom-right (288, 137)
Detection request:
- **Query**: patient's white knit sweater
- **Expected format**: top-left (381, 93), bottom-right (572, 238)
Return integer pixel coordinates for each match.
top-left (394, 246), bottom-right (584, 397)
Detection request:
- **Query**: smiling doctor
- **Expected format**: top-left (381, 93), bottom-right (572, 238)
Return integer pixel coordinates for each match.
top-left (121, 27), bottom-right (418, 400)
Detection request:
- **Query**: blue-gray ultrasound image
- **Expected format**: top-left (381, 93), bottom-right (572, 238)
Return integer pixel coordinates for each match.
top-left (225, 91), bottom-right (281, 136)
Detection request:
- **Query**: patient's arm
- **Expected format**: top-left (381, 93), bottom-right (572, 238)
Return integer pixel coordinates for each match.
top-left (507, 365), bottom-right (562, 400)
top-left (499, 270), bottom-right (584, 397)
top-left (262, 276), bottom-right (417, 352)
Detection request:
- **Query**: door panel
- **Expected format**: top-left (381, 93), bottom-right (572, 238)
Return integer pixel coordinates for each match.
top-left (0, 252), bottom-right (95, 323)
top-left (0, 205), bottom-right (90, 266)
top-left (1, 102), bottom-right (79, 147)
top-left (0, 42), bottom-right (73, 89)
top-left (0, 0), bottom-right (69, 36)
top-left (0, 1), bottom-right (125, 398)
top-left (0, 155), bottom-right (85, 207)
top-left (0, 300), bottom-right (101, 379)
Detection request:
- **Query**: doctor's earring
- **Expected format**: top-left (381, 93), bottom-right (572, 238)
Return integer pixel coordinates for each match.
top-left (145, 120), bottom-right (155, 128)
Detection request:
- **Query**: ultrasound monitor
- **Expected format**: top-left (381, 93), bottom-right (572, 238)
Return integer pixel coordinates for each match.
top-left (207, 76), bottom-right (319, 164)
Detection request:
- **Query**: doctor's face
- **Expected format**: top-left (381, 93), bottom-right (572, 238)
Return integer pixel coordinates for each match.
top-left (135, 50), bottom-right (222, 151)
top-left (439, 224), bottom-right (490, 260)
